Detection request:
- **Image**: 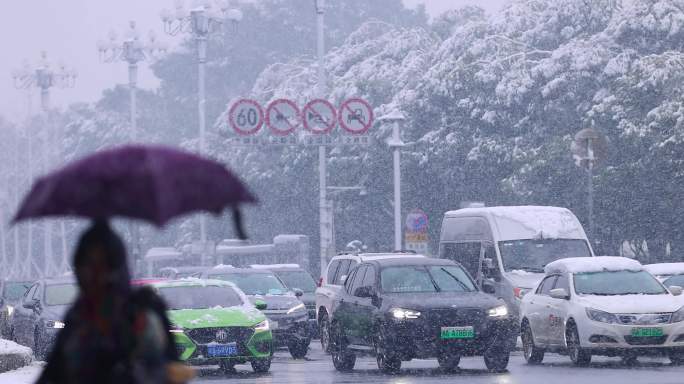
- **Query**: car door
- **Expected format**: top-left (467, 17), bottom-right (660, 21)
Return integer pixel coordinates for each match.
top-left (547, 273), bottom-right (571, 345)
top-left (345, 265), bottom-right (368, 344)
top-left (14, 283), bottom-right (38, 346)
top-left (334, 266), bottom-right (359, 341)
top-left (526, 275), bottom-right (557, 346)
top-left (353, 265), bottom-right (377, 347)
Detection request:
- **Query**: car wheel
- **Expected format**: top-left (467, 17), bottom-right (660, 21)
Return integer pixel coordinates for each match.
top-left (374, 329), bottom-right (401, 374)
top-left (621, 354), bottom-right (638, 366)
top-left (483, 347), bottom-right (510, 372)
top-left (251, 358), bottom-right (271, 373)
top-left (437, 354), bottom-right (460, 373)
top-left (521, 322), bottom-right (544, 365)
top-left (330, 322), bottom-right (355, 372)
top-left (319, 315), bottom-right (331, 353)
top-left (566, 323), bottom-right (591, 366)
top-left (288, 339), bottom-right (309, 359)
top-left (219, 360), bottom-right (237, 374)
top-left (669, 352), bottom-right (684, 365)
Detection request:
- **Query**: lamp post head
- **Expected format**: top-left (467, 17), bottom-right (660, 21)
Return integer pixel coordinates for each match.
top-left (378, 109), bottom-right (406, 123)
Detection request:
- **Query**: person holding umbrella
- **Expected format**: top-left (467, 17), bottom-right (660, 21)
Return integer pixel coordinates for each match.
top-left (14, 145), bottom-right (256, 384)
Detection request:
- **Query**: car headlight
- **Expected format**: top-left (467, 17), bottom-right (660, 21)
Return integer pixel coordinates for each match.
top-left (6, 305), bottom-right (14, 317)
top-left (390, 308), bottom-right (421, 320)
top-left (586, 308), bottom-right (618, 324)
top-left (46, 320), bottom-right (65, 329)
top-left (286, 303), bottom-right (306, 315)
top-left (254, 319), bottom-right (270, 331)
top-left (672, 306), bottom-right (684, 323)
top-left (487, 305), bottom-right (508, 318)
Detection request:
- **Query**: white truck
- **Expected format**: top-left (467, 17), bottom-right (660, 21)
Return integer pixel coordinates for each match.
top-left (438, 206), bottom-right (595, 328)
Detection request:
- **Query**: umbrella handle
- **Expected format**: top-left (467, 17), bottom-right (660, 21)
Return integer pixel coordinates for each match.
top-left (232, 207), bottom-right (248, 240)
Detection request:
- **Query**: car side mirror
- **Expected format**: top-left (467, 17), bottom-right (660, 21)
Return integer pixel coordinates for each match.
top-left (669, 285), bottom-right (683, 296)
top-left (23, 299), bottom-right (38, 310)
top-left (550, 288), bottom-right (570, 300)
top-left (254, 299), bottom-right (267, 310)
top-left (482, 280), bottom-right (496, 294)
top-left (354, 286), bottom-right (376, 299)
top-left (293, 289), bottom-right (304, 298)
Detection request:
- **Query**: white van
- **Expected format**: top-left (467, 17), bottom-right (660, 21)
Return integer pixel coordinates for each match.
top-left (438, 206), bottom-right (594, 323)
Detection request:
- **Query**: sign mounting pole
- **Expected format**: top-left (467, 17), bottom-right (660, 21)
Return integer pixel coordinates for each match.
top-left (315, 0), bottom-right (330, 278)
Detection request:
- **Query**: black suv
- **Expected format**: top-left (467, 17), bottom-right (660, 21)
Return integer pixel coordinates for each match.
top-left (329, 257), bottom-right (516, 373)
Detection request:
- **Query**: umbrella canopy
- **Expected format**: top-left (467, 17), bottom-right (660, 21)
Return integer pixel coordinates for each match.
top-left (13, 145), bottom-right (256, 232)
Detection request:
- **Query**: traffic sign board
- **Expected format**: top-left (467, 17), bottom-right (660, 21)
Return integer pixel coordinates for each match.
top-left (339, 98), bottom-right (373, 135)
top-left (405, 209), bottom-right (428, 233)
top-left (303, 99), bottom-right (337, 134)
top-left (266, 99), bottom-right (300, 136)
top-left (229, 99), bottom-right (264, 136)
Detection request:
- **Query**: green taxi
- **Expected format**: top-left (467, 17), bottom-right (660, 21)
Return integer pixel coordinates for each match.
top-left (152, 279), bottom-right (273, 373)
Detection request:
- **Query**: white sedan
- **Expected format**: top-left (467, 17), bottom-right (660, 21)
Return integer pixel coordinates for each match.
top-left (520, 256), bottom-right (684, 366)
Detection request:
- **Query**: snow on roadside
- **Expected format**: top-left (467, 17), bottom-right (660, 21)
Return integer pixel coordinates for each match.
top-left (0, 339), bottom-right (31, 356)
top-left (0, 362), bottom-right (43, 384)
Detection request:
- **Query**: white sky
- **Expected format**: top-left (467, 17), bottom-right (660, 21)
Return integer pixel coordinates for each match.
top-left (0, 0), bottom-right (507, 121)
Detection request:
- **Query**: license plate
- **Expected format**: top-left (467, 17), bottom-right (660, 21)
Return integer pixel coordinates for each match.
top-left (207, 343), bottom-right (238, 357)
top-left (441, 326), bottom-right (475, 339)
top-left (631, 327), bottom-right (663, 337)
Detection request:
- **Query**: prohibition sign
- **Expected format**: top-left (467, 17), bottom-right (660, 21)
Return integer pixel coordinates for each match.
top-left (339, 98), bottom-right (374, 135)
top-left (303, 99), bottom-right (337, 134)
top-left (229, 99), bottom-right (264, 136)
top-left (266, 99), bottom-right (300, 136)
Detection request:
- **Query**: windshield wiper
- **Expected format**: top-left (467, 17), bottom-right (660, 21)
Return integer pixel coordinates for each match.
top-left (436, 268), bottom-right (471, 291)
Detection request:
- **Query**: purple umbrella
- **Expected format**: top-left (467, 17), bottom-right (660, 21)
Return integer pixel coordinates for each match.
top-left (13, 145), bottom-right (256, 237)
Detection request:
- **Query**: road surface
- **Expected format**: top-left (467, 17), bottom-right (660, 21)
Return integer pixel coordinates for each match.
top-left (191, 343), bottom-right (684, 384)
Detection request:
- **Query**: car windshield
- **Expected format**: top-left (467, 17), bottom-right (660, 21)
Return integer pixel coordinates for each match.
top-left (157, 285), bottom-right (243, 310)
top-left (573, 270), bottom-right (667, 296)
top-left (663, 274), bottom-right (684, 288)
top-left (275, 270), bottom-right (316, 293)
top-left (380, 265), bottom-right (477, 293)
top-left (44, 284), bottom-right (78, 306)
top-left (499, 239), bottom-right (591, 272)
top-left (2, 282), bottom-right (32, 301)
top-left (212, 273), bottom-right (287, 295)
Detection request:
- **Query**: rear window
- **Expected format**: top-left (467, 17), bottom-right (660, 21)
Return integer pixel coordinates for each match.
top-left (2, 282), bottom-right (32, 301)
top-left (275, 270), bottom-right (316, 293)
top-left (44, 284), bottom-right (79, 306)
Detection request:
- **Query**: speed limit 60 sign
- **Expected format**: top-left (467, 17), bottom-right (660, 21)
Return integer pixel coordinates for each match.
top-left (229, 99), bottom-right (264, 136)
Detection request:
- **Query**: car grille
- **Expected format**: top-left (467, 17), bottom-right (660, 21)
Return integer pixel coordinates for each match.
top-left (616, 313), bottom-right (671, 325)
top-left (624, 335), bottom-right (668, 346)
top-left (426, 308), bottom-right (486, 327)
top-left (185, 327), bottom-right (254, 345)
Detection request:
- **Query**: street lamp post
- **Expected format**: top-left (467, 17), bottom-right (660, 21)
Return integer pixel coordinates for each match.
top-left (12, 52), bottom-right (77, 278)
top-left (572, 126), bottom-right (607, 245)
top-left (98, 21), bottom-right (167, 141)
top-left (161, 1), bottom-right (243, 262)
top-left (379, 110), bottom-right (406, 251)
top-left (98, 22), bottom-right (166, 272)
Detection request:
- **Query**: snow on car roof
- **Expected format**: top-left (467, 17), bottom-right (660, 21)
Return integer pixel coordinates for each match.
top-left (545, 256), bottom-right (643, 274)
top-left (644, 263), bottom-right (684, 277)
top-left (445, 206), bottom-right (586, 240)
top-left (249, 264), bottom-right (301, 269)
